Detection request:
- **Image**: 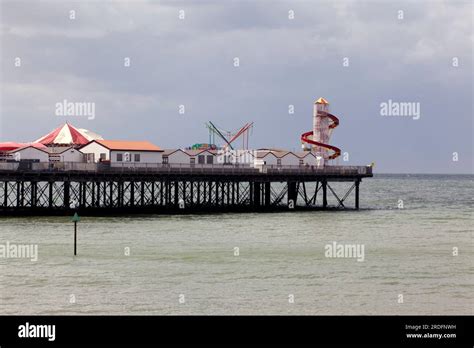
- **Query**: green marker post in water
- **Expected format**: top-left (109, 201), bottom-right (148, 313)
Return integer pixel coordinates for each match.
top-left (72, 212), bottom-right (80, 256)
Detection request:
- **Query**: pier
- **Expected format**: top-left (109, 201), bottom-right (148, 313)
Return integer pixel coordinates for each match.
top-left (0, 163), bottom-right (372, 215)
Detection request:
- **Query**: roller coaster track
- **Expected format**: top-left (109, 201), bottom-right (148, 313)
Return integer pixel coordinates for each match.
top-left (300, 110), bottom-right (341, 160)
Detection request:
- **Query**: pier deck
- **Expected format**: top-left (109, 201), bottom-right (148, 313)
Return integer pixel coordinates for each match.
top-left (0, 163), bottom-right (372, 215)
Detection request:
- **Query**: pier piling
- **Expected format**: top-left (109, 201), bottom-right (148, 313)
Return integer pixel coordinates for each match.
top-left (0, 165), bottom-right (372, 215)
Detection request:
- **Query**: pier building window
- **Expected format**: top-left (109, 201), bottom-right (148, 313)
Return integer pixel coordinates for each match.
top-left (299, 159), bottom-right (304, 165)
top-left (116, 153), bottom-right (123, 162)
top-left (198, 155), bottom-right (205, 164)
top-left (190, 158), bottom-right (195, 165)
top-left (134, 154), bottom-right (140, 162)
top-left (163, 156), bottom-right (168, 164)
top-left (277, 159), bottom-right (282, 166)
top-left (100, 153), bottom-right (106, 161)
top-left (206, 155), bottom-right (213, 164)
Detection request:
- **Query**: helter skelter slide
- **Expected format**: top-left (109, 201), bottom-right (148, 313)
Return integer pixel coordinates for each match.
top-left (301, 97), bottom-right (341, 161)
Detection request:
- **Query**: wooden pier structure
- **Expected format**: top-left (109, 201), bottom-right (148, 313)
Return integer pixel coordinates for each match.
top-left (0, 163), bottom-right (372, 215)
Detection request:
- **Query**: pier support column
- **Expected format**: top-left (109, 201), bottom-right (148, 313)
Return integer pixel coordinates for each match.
top-left (130, 181), bottom-right (135, 207)
top-left (208, 182), bottom-right (212, 205)
top-left (103, 182), bottom-right (107, 207)
top-left (174, 181), bottom-right (179, 206)
top-left (202, 182), bottom-right (207, 205)
top-left (97, 182), bottom-right (101, 206)
top-left (151, 181), bottom-right (155, 206)
top-left (118, 181), bottom-right (123, 207)
top-left (48, 181), bottom-right (53, 209)
top-left (232, 182), bottom-right (235, 205)
top-left (97, 181), bottom-right (101, 207)
top-left (248, 182), bottom-right (253, 206)
top-left (79, 182), bottom-right (84, 208)
top-left (169, 181), bottom-right (172, 205)
top-left (355, 179), bottom-right (360, 210)
top-left (91, 182), bottom-right (96, 207)
top-left (16, 181), bottom-right (21, 207)
top-left (80, 182), bottom-right (87, 208)
top-left (64, 181), bottom-right (70, 209)
top-left (31, 181), bottom-right (37, 208)
top-left (20, 181), bottom-right (25, 207)
top-left (97, 182), bottom-right (100, 207)
top-left (253, 182), bottom-right (261, 206)
top-left (102, 182), bottom-right (106, 206)
top-left (3, 181), bottom-right (7, 207)
top-left (264, 182), bottom-right (271, 206)
top-left (109, 181), bottom-right (113, 207)
top-left (236, 182), bottom-right (240, 204)
top-left (196, 181), bottom-right (200, 205)
top-left (221, 182), bottom-right (225, 205)
top-left (163, 181), bottom-right (167, 205)
top-left (322, 181), bottom-right (327, 208)
top-left (160, 181), bottom-right (164, 206)
top-left (288, 182), bottom-right (297, 208)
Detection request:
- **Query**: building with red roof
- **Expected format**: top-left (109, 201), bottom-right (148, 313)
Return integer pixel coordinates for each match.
top-left (80, 139), bottom-right (163, 166)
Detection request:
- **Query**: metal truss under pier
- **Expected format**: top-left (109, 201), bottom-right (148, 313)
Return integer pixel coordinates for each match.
top-left (0, 166), bottom-right (372, 215)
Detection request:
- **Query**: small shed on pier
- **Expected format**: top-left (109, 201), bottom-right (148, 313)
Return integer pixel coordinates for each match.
top-left (8, 146), bottom-right (50, 162)
top-left (80, 140), bottom-right (163, 167)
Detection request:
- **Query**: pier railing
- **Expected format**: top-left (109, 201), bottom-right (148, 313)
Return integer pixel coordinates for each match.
top-left (0, 161), bottom-right (373, 176)
top-left (266, 165), bottom-right (371, 175)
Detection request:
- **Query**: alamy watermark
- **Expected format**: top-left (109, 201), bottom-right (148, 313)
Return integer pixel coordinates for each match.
top-left (18, 322), bottom-right (55, 341)
top-left (217, 149), bottom-right (257, 165)
top-left (324, 241), bottom-right (365, 262)
top-left (380, 99), bottom-right (420, 120)
top-left (0, 241), bottom-right (38, 261)
top-left (55, 99), bottom-right (95, 120)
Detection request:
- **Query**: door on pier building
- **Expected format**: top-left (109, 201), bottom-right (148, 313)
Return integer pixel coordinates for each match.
top-left (86, 153), bottom-right (95, 163)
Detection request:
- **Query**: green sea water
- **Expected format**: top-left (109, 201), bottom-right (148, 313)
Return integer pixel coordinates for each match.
top-left (0, 174), bottom-right (472, 314)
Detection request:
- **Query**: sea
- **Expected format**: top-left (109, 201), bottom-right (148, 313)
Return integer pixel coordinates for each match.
top-left (0, 174), bottom-right (472, 315)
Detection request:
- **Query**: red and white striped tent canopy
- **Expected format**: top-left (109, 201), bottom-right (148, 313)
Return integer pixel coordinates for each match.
top-left (35, 123), bottom-right (103, 147)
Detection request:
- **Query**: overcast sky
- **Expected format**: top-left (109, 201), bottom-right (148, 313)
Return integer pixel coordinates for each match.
top-left (1, 0), bottom-right (472, 173)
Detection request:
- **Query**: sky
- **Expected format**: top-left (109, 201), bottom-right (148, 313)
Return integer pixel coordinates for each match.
top-left (0, 0), bottom-right (472, 173)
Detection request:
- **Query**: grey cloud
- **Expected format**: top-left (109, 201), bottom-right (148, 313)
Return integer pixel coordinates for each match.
top-left (0, 0), bottom-right (472, 173)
